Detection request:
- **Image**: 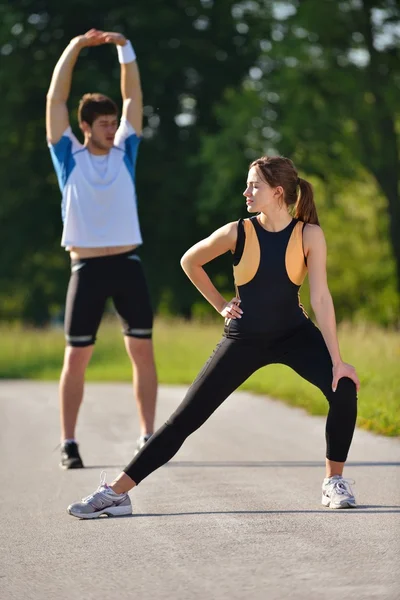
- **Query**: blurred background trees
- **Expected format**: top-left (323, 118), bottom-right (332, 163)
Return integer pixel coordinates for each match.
top-left (0, 0), bottom-right (399, 326)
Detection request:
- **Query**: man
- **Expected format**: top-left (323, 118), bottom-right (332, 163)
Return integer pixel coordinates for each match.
top-left (46, 29), bottom-right (157, 469)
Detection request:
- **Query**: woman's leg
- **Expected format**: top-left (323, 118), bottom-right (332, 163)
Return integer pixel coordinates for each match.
top-left (67, 336), bottom-right (269, 517)
top-left (111, 337), bottom-right (266, 493)
top-left (276, 322), bottom-right (357, 473)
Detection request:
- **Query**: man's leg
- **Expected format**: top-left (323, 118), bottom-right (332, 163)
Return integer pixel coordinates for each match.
top-left (67, 337), bottom-right (268, 516)
top-left (124, 336), bottom-right (157, 437)
top-left (59, 344), bottom-right (94, 440)
top-left (61, 257), bottom-right (107, 468)
top-left (112, 251), bottom-right (157, 449)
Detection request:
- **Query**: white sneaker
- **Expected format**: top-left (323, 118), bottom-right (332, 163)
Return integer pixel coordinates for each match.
top-left (322, 475), bottom-right (357, 509)
top-left (67, 472), bottom-right (132, 519)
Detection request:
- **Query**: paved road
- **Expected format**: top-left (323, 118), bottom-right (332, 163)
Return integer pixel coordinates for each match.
top-left (1, 381), bottom-right (399, 600)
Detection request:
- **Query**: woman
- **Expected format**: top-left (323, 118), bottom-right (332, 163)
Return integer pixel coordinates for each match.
top-left (68, 155), bottom-right (360, 518)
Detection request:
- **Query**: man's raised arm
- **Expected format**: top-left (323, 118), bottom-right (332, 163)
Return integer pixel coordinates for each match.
top-left (46, 29), bottom-right (105, 144)
top-left (103, 33), bottom-right (143, 135)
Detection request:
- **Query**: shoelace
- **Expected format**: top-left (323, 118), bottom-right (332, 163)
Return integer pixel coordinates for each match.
top-left (330, 477), bottom-right (355, 495)
top-left (82, 470), bottom-right (108, 503)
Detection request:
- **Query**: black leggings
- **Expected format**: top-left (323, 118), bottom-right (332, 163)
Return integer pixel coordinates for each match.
top-left (124, 320), bottom-right (357, 484)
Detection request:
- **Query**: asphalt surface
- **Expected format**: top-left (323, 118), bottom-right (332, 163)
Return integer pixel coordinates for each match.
top-left (1, 381), bottom-right (399, 600)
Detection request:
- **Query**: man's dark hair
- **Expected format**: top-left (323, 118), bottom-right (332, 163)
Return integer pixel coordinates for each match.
top-left (78, 93), bottom-right (118, 125)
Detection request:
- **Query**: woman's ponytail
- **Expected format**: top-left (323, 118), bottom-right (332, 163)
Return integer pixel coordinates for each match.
top-left (295, 178), bottom-right (319, 225)
top-left (249, 157), bottom-right (320, 225)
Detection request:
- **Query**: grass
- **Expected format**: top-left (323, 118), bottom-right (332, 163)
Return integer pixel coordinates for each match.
top-left (0, 318), bottom-right (399, 437)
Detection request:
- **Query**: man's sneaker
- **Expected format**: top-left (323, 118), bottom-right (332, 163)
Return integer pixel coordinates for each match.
top-left (134, 433), bottom-right (152, 456)
top-left (60, 441), bottom-right (84, 470)
top-left (67, 472), bottom-right (132, 519)
top-left (322, 475), bottom-right (357, 509)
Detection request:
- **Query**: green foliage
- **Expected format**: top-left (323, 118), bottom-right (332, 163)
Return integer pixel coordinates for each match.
top-left (194, 87), bottom-right (399, 324)
top-left (316, 175), bottom-right (399, 325)
top-left (0, 0), bottom-right (268, 321)
top-left (261, 0), bottom-right (400, 291)
top-left (0, 1), bottom-right (399, 325)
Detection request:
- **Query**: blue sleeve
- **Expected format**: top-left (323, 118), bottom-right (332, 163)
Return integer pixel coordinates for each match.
top-left (49, 135), bottom-right (76, 191)
top-left (123, 133), bottom-right (141, 183)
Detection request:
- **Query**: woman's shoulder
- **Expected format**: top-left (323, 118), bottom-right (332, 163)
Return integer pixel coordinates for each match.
top-left (301, 221), bottom-right (323, 235)
top-left (301, 221), bottom-right (321, 228)
top-left (302, 222), bottom-right (326, 250)
top-left (302, 222), bottom-right (323, 233)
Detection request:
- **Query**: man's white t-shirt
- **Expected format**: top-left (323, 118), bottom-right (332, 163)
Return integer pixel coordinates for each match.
top-left (48, 117), bottom-right (143, 248)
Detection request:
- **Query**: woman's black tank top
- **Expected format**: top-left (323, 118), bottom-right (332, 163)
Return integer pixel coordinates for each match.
top-left (224, 216), bottom-right (309, 340)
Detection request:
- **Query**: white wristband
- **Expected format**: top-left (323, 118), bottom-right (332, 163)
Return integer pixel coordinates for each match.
top-left (117, 40), bottom-right (136, 64)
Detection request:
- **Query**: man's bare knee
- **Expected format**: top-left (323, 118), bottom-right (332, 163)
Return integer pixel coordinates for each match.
top-left (124, 337), bottom-right (154, 365)
top-left (63, 345), bottom-right (93, 374)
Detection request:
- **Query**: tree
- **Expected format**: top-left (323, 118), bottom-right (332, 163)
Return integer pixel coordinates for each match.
top-left (0, 0), bottom-right (398, 325)
top-left (0, 0), bottom-right (270, 322)
top-left (192, 0), bottom-right (400, 324)
top-left (259, 0), bottom-right (400, 293)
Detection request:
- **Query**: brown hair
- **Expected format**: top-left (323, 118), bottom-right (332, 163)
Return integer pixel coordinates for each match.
top-left (78, 93), bottom-right (118, 126)
top-left (250, 156), bottom-right (319, 225)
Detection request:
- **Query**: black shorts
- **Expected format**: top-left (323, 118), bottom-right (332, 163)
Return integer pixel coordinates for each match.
top-left (64, 250), bottom-right (153, 347)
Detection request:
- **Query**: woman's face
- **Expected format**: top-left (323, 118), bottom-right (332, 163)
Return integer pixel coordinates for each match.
top-left (243, 166), bottom-right (280, 213)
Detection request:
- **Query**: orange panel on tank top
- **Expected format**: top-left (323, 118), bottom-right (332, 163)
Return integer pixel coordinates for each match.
top-left (233, 219), bottom-right (261, 286)
top-left (285, 221), bottom-right (307, 285)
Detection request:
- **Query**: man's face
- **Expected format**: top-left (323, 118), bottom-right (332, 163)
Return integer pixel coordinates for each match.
top-left (83, 114), bottom-right (118, 151)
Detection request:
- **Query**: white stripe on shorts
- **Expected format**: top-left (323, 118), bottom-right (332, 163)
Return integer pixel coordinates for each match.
top-left (66, 335), bottom-right (93, 343)
top-left (71, 263), bottom-right (86, 273)
top-left (126, 328), bottom-right (152, 336)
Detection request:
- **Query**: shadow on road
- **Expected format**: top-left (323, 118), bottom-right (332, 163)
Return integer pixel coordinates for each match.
top-left (134, 507), bottom-right (400, 515)
top-left (83, 461), bottom-right (400, 469)
top-left (79, 506), bottom-right (400, 521)
top-left (165, 461), bottom-right (400, 468)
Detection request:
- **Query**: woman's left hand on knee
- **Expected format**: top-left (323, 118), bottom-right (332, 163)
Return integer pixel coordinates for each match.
top-left (332, 361), bottom-right (360, 393)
